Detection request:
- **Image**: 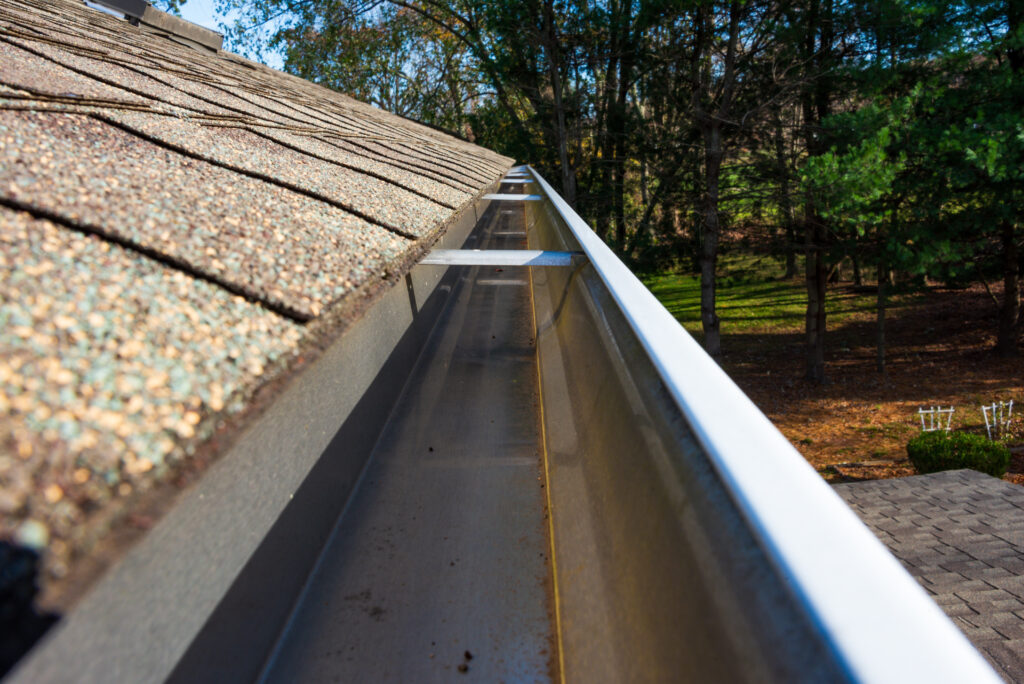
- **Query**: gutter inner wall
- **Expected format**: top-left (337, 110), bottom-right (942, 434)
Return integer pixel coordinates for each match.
top-left (525, 187), bottom-right (850, 683)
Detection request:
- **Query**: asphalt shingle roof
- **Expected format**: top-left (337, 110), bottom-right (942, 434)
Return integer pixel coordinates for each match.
top-left (0, 0), bottom-right (511, 588)
top-left (836, 470), bottom-right (1024, 681)
top-left (3, 109), bottom-right (413, 318)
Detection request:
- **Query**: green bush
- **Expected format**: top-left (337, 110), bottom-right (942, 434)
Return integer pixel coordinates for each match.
top-left (906, 431), bottom-right (1010, 478)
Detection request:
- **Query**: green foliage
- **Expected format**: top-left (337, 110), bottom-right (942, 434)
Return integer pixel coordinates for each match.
top-left (214, 0), bottom-right (1023, 362)
top-left (802, 92), bottom-right (919, 234)
top-left (801, 17), bottom-right (1024, 300)
top-left (224, 3), bottom-right (485, 135)
top-left (151, 0), bottom-right (184, 14)
top-left (906, 431), bottom-right (1010, 477)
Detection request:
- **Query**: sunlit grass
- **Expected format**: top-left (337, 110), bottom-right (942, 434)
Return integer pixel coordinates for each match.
top-left (642, 254), bottom-right (903, 336)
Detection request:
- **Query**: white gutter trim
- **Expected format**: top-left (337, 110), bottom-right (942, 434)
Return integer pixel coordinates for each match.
top-left (525, 165), bottom-right (1000, 683)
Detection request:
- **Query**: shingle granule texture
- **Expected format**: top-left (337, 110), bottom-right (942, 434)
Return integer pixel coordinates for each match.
top-left (0, 0), bottom-right (513, 587)
top-left (0, 110), bottom-right (411, 319)
top-left (0, 39), bottom-right (146, 105)
top-left (2, 33), bottom-right (231, 116)
top-left (93, 109), bottom-right (453, 236)
top-left (0, 208), bottom-right (302, 575)
top-left (256, 129), bottom-right (470, 208)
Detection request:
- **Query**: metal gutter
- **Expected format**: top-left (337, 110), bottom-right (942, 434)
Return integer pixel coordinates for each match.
top-left (7, 188), bottom-right (498, 684)
top-left (484, 193), bottom-right (543, 201)
top-left (252, 194), bottom-right (554, 682)
top-left (525, 165), bottom-right (1000, 682)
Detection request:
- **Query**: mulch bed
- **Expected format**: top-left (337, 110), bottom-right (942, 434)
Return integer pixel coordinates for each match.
top-left (715, 283), bottom-right (1024, 485)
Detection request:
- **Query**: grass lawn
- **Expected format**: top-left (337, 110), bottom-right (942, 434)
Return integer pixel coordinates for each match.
top-left (643, 257), bottom-right (1024, 485)
top-left (644, 259), bottom-right (881, 338)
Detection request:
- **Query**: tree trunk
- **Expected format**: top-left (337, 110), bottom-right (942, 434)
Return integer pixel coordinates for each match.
top-left (626, 159), bottom-right (683, 257)
top-left (801, 0), bottom-right (832, 383)
top-left (613, 164), bottom-right (627, 251)
top-left (542, 2), bottom-right (577, 206)
top-left (997, 221), bottom-right (1020, 355)
top-left (692, 0), bottom-right (741, 358)
top-left (700, 123), bottom-right (724, 357)
top-left (594, 30), bottom-right (619, 244)
top-left (611, 10), bottom-right (636, 252)
top-left (640, 149), bottom-right (649, 209)
top-left (997, 0), bottom-right (1021, 354)
top-left (805, 217), bottom-right (826, 382)
top-left (829, 258), bottom-right (843, 283)
top-left (785, 225), bottom-right (798, 278)
top-left (876, 255), bottom-right (886, 373)
top-left (772, 106), bottom-right (797, 278)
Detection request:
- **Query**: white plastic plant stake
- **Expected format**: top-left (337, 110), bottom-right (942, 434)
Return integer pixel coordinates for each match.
top-left (918, 406), bottom-right (954, 432)
top-left (982, 400), bottom-right (1014, 441)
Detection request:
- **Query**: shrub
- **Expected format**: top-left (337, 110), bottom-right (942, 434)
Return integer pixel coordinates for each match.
top-left (906, 431), bottom-right (1010, 478)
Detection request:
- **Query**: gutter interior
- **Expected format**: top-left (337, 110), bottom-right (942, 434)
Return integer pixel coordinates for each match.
top-left (265, 190), bottom-right (555, 681)
top-left (170, 189), bottom-right (559, 682)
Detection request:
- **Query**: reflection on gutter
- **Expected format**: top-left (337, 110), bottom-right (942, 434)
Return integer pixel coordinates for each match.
top-left (534, 258), bottom-right (588, 338)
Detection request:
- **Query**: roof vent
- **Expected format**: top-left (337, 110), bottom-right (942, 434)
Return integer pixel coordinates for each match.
top-left (85, 0), bottom-right (224, 51)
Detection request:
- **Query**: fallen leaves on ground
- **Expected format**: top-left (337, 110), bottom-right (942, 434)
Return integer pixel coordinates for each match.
top-left (715, 283), bottom-right (1024, 485)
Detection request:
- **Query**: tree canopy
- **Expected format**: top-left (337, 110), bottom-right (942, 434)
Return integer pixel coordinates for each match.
top-left (213, 0), bottom-right (1023, 372)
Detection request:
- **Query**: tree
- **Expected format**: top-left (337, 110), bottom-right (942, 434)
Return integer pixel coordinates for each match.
top-left (153, 0), bottom-right (185, 14)
top-left (273, 5), bottom-right (483, 134)
top-left (802, 95), bottom-right (913, 373)
top-left (216, 0), bottom-right (1022, 367)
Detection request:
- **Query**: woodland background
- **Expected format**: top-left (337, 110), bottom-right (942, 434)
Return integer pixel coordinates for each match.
top-left (164, 0), bottom-right (1023, 383)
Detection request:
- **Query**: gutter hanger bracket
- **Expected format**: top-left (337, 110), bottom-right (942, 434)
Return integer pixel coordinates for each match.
top-left (420, 249), bottom-right (584, 267)
top-left (483, 194), bottom-right (542, 201)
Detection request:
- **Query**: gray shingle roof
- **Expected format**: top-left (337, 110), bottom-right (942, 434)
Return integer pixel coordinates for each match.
top-left (0, 0), bottom-right (511, 588)
top-left (836, 470), bottom-right (1024, 681)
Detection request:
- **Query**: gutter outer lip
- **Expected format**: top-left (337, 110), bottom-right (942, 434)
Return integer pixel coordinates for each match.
top-left (525, 164), bottom-right (1000, 684)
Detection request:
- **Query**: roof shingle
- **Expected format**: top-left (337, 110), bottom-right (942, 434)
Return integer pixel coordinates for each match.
top-left (1, 109), bottom-right (412, 319)
top-left (0, 0), bottom-right (512, 591)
